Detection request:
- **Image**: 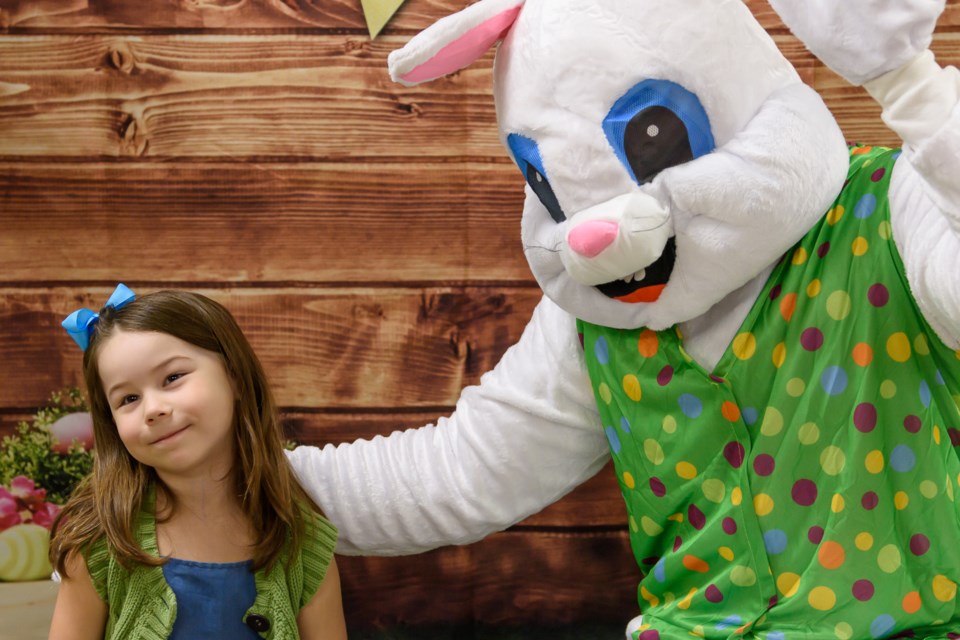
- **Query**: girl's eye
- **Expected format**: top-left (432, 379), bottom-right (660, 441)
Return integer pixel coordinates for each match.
top-left (119, 394), bottom-right (139, 407)
top-left (164, 372), bottom-right (184, 385)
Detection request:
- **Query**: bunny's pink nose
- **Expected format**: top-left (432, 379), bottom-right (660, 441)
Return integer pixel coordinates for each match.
top-left (567, 220), bottom-right (619, 258)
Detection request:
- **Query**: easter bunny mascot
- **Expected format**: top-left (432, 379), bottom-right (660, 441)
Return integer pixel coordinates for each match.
top-left (290, 0), bottom-right (960, 636)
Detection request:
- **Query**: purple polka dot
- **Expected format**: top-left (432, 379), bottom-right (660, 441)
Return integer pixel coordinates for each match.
top-left (853, 579), bottom-right (875, 601)
top-left (862, 491), bottom-right (879, 510)
top-left (709, 374), bottom-right (726, 384)
top-left (768, 595), bottom-right (778, 608)
top-left (639, 631), bottom-right (660, 640)
top-left (705, 584), bottom-right (724, 603)
top-left (808, 526), bottom-right (824, 544)
top-left (854, 403), bottom-right (878, 433)
top-left (650, 477), bottom-right (666, 497)
top-left (688, 504), bottom-right (706, 530)
top-left (800, 327), bottom-right (825, 351)
top-left (903, 415), bottom-right (922, 433)
top-left (817, 242), bottom-right (831, 258)
top-left (657, 365), bottom-right (674, 386)
top-left (673, 536), bottom-right (682, 552)
top-left (910, 534), bottom-right (930, 556)
top-left (949, 428), bottom-right (960, 447)
top-left (722, 517), bottom-right (737, 535)
top-left (753, 454), bottom-right (775, 476)
top-left (641, 556), bottom-right (659, 566)
top-left (723, 442), bottom-right (745, 468)
top-left (947, 634), bottom-right (960, 639)
top-left (792, 479), bottom-right (818, 506)
top-left (868, 283), bottom-right (889, 307)
top-left (769, 284), bottom-right (782, 301)
top-left (871, 167), bottom-right (886, 182)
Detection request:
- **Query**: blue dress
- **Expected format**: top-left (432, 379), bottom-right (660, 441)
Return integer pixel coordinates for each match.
top-left (162, 558), bottom-right (262, 639)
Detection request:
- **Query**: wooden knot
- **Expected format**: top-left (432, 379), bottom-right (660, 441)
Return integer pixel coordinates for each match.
top-left (118, 113), bottom-right (148, 156)
top-left (396, 101), bottom-right (423, 117)
top-left (344, 39), bottom-right (369, 54)
top-left (107, 42), bottom-right (137, 74)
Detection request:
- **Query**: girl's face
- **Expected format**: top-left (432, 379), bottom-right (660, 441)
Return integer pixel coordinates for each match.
top-left (96, 329), bottom-right (237, 480)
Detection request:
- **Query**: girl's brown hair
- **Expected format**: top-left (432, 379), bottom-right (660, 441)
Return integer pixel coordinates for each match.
top-left (51, 290), bottom-right (316, 575)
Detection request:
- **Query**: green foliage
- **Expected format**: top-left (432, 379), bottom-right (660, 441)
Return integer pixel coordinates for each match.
top-left (0, 389), bottom-right (94, 505)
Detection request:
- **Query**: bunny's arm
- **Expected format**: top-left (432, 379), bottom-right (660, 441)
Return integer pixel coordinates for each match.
top-left (287, 297), bottom-right (609, 555)
top-left (867, 52), bottom-right (960, 347)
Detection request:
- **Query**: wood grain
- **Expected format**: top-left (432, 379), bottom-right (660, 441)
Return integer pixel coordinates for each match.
top-left (5, 34), bottom-right (959, 158)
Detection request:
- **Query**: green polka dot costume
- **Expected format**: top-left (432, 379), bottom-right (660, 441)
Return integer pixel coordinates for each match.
top-left (578, 146), bottom-right (960, 640)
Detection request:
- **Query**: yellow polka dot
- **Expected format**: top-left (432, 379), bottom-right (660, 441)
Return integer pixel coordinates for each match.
top-left (887, 332), bottom-right (911, 363)
top-left (719, 546), bottom-right (734, 561)
top-left (598, 383), bottom-right (612, 404)
top-left (637, 330), bottom-right (659, 357)
top-left (629, 516), bottom-right (638, 532)
top-left (933, 575), bottom-right (957, 602)
top-left (894, 491), bottom-right (910, 510)
top-left (623, 374), bottom-right (641, 402)
top-left (947, 474), bottom-right (955, 502)
top-left (662, 415), bottom-right (677, 433)
top-left (641, 515), bottom-right (663, 536)
top-left (623, 472), bottom-right (636, 489)
top-left (920, 480), bottom-right (938, 499)
top-left (826, 290), bottom-right (852, 320)
top-left (754, 493), bottom-right (774, 516)
top-left (934, 426), bottom-right (942, 445)
top-left (865, 450), bottom-right (885, 474)
top-left (677, 588), bottom-right (697, 610)
top-left (852, 236), bottom-right (869, 256)
top-left (809, 586), bottom-right (837, 611)
top-left (690, 624), bottom-right (704, 637)
top-left (806, 278), bottom-right (822, 298)
top-left (914, 334), bottom-right (930, 356)
top-left (730, 565), bottom-right (757, 587)
top-left (820, 446), bottom-right (846, 475)
top-left (676, 461), bottom-right (697, 480)
top-left (827, 205), bottom-right (845, 225)
top-left (798, 422), bottom-right (820, 445)
top-left (878, 220), bottom-right (893, 240)
top-left (643, 439), bottom-right (664, 465)
top-left (855, 532), bottom-right (874, 551)
top-left (731, 487), bottom-right (743, 506)
top-left (792, 247), bottom-right (808, 265)
top-left (776, 572), bottom-right (801, 597)
top-left (732, 332), bottom-right (757, 360)
top-left (786, 377), bottom-right (806, 397)
top-left (880, 380), bottom-right (897, 399)
top-left (878, 544), bottom-right (902, 573)
top-left (831, 494), bottom-right (845, 513)
top-left (702, 479), bottom-right (726, 503)
top-left (772, 342), bottom-right (786, 368)
top-left (835, 622), bottom-right (854, 640)
top-left (640, 586), bottom-right (659, 607)
top-left (760, 407), bottom-right (784, 437)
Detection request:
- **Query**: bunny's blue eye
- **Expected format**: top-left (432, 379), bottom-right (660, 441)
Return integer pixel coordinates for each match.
top-left (603, 79), bottom-right (715, 185)
top-left (507, 133), bottom-right (565, 223)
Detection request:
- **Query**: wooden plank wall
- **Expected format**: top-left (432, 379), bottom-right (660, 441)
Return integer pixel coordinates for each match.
top-left (1, 0), bottom-right (958, 631)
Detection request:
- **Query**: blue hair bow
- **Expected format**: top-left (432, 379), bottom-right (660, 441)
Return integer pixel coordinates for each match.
top-left (62, 283), bottom-right (136, 351)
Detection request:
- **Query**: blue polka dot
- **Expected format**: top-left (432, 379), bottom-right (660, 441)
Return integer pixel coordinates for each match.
top-left (742, 407), bottom-right (759, 426)
top-left (763, 529), bottom-right (788, 554)
top-left (890, 444), bottom-right (916, 472)
top-left (620, 416), bottom-right (632, 434)
top-left (678, 393), bottom-right (703, 418)
top-left (870, 614), bottom-right (896, 639)
top-left (892, 151), bottom-right (902, 161)
top-left (936, 369), bottom-right (945, 385)
top-left (919, 380), bottom-right (931, 407)
top-left (594, 336), bottom-right (609, 365)
top-left (854, 193), bottom-right (877, 219)
top-left (767, 633), bottom-right (785, 640)
top-left (716, 615), bottom-right (742, 631)
top-left (654, 558), bottom-right (666, 582)
top-left (605, 426), bottom-right (621, 454)
top-left (820, 366), bottom-right (848, 396)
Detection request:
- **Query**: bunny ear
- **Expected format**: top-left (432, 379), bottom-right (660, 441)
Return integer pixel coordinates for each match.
top-left (388, 0), bottom-right (525, 86)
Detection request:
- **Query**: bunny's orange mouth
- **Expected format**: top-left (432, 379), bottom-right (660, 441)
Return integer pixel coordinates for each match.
top-left (595, 237), bottom-right (676, 304)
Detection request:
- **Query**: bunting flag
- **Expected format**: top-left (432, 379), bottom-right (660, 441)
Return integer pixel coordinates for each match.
top-left (361, 0), bottom-right (407, 38)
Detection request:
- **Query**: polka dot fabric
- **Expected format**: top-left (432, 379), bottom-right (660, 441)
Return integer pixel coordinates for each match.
top-left (578, 147), bottom-right (960, 639)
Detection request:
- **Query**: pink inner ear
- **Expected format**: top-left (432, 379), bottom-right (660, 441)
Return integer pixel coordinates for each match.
top-left (401, 5), bottom-right (522, 84)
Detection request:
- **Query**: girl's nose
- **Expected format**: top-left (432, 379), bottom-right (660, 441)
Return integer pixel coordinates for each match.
top-left (567, 220), bottom-right (619, 257)
top-left (144, 394), bottom-right (170, 423)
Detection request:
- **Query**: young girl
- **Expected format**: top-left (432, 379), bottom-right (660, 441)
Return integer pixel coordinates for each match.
top-left (48, 284), bottom-right (347, 640)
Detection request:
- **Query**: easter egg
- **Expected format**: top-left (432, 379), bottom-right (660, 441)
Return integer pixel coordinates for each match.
top-left (0, 523), bottom-right (53, 581)
top-left (49, 412), bottom-right (94, 453)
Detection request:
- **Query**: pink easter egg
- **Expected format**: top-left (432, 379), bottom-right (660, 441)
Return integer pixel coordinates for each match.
top-left (49, 412), bottom-right (94, 453)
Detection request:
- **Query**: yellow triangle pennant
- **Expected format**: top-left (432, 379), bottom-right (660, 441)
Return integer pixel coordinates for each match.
top-left (361, 0), bottom-right (406, 38)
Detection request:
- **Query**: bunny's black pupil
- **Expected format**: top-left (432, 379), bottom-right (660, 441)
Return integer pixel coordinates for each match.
top-left (624, 106), bottom-right (694, 184)
top-left (526, 164), bottom-right (566, 223)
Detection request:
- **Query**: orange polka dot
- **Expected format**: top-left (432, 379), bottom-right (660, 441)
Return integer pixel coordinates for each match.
top-left (638, 330), bottom-right (659, 358)
top-left (902, 591), bottom-right (922, 614)
top-left (780, 293), bottom-right (797, 322)
top-left (852, 342), bottom-right (873, 367)
top-left (852, 146), bottom-right (874, 155)
top-left (721, 401), bottom-right (741, 422)
top-left (682, 555), bottom-right (710, 573)
top-left (818, 541), bottom-right (845, 570)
